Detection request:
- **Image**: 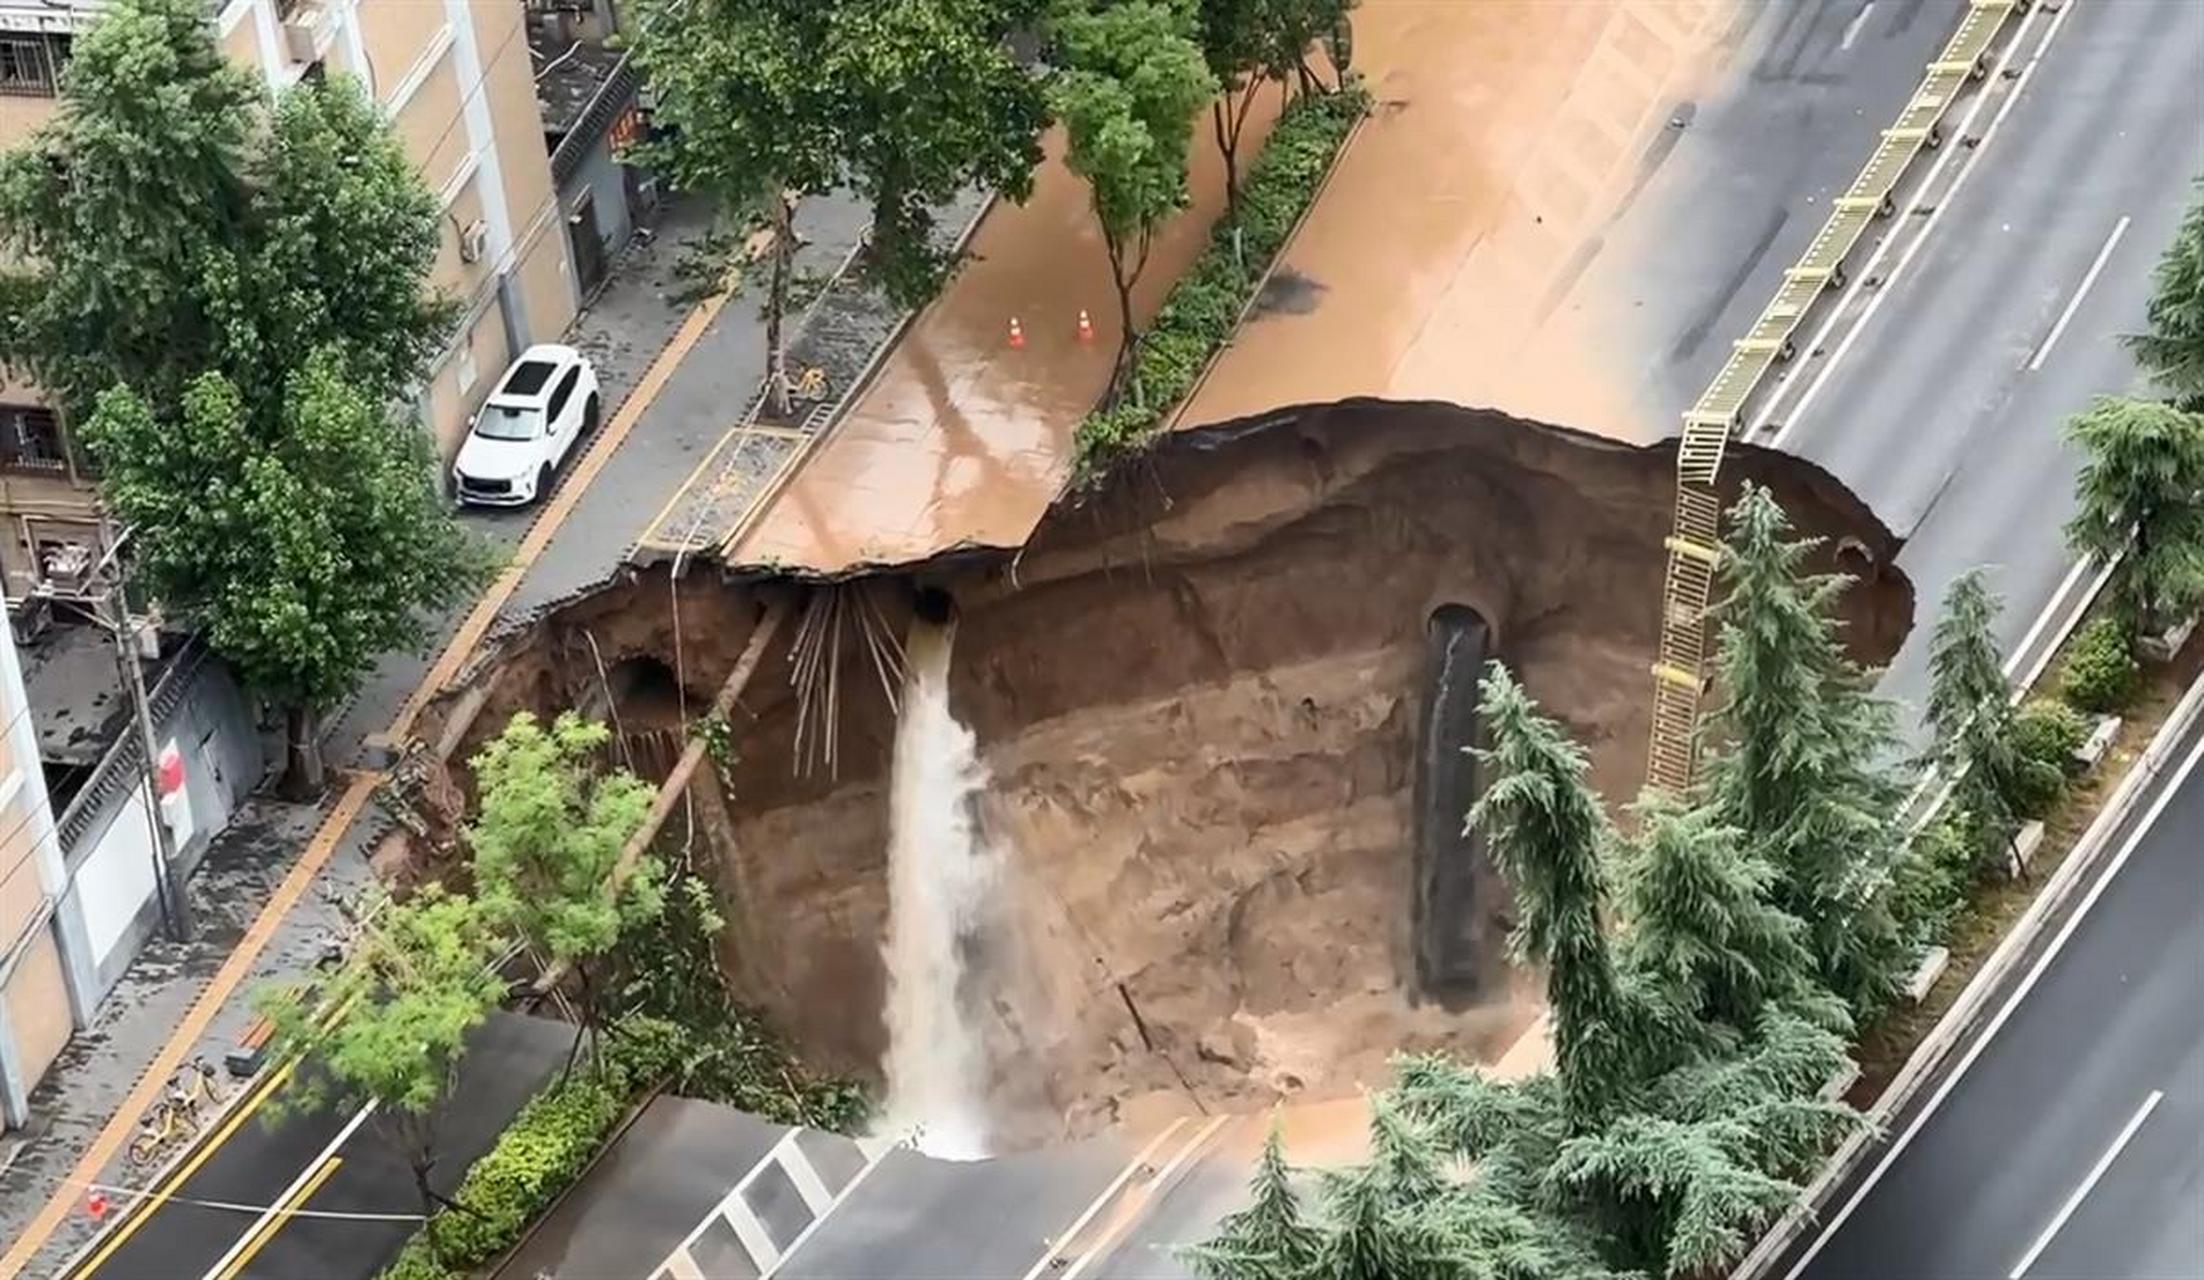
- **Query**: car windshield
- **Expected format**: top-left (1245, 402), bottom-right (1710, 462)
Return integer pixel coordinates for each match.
top-left (475, 405), bottom-right (541, 441)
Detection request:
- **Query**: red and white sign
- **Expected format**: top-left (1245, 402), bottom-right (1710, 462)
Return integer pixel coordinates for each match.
top-left (156, 741), bottom-right (193, 844)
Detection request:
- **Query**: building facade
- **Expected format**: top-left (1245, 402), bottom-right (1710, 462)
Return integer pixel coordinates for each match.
top-left (0, 0), bottom-right (580, 598)
top-left (0, 582), bottom-right (93, 1130)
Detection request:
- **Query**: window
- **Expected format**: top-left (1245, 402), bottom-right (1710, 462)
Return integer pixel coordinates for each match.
top-left (0, 36), bottom-right (64, 98)
top-left (474, 405), bottom-right (542, 441)
top-left (499, 360), bottom-right (558, 398)
top-left (546, 368), bottom-right (580, 422)
top-left (0, 406), bottom-right (68, 474)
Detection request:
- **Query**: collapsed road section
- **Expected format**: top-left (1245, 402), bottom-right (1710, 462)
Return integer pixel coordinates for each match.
top-left (400, 399), bottom-right (1911, 1151)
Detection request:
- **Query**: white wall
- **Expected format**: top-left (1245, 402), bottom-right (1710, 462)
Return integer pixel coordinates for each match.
top-left (73, 793), bottom-right (157, 971)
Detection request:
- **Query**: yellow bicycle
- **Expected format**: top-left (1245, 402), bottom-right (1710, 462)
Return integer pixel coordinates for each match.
top-left (127, 1059), bottom-right (226, 1168)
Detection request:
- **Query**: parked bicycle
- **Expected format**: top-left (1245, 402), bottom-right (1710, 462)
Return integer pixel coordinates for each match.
top-left (126, 1058), bottom-right (226, 1169)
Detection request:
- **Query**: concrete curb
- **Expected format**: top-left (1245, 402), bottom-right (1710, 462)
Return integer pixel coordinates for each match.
top-left (1730, 660), bottom-right (2204, 1279)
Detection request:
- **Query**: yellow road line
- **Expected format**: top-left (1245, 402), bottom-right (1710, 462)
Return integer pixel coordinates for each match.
top-left (211, 1156), bottom-right (343, 1280)
top-left (64, 1054), bottom-right (304, 1279)
top-left (4, 775), bottom-right (378, 1280)
top-left (388, 282), bottom-right (736, 742)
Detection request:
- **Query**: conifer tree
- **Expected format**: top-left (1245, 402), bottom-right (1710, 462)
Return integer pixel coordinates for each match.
top-left (1180, 1121), bottom-right (1321, 1280)
top-left (1615, 796), bottom-right (1841, 1041)
top-left (2063, 395), bottom-right (2204, 637)
top-left (1470, 663), bottom-right (1639, 1124)
top-left (1923, 571), bottom-right (2050, 872)
top-left (1702, 485), bottom-right (1910, 1013)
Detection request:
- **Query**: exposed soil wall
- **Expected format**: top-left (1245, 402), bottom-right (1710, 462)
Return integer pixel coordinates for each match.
top-left (414, 400), bottom-right (1911, 1145)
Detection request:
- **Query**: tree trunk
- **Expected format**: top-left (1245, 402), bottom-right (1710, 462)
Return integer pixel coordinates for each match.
top-left (1105, 244), bottom-right (1138, 409)
top-left (2130, 507), bottom-right (2158, 642)
top-left (280, 703), bottom-right (325, 800)
top-left (765, 192), bottom-right (795, 420)
top-left (412, 1158), bottom-right (445, 1265)
top-left (1212, 101), bottom-right (1240, 224)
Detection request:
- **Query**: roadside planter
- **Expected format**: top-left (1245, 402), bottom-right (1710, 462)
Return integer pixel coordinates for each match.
top-left (2076, 715), bottom-right (2122, 770)
top-left (2006, 819), bottom-right (2046, 878)
top-left (2139, 614), bottom-right (2196, 663)
top-left (1903, 945), bottom-right (1950, 1005)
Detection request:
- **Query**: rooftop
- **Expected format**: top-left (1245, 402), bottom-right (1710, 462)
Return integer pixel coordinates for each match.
top-left (530, 23), bottom-right (626, 141)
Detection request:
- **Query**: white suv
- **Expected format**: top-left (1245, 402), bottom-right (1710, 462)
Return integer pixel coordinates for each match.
top-left (452, 344), bottom-right (601, 507)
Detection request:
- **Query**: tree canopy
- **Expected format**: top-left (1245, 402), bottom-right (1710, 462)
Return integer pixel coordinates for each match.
top-left (822, 0), bottom-right (1050, 307)
top-left (83, 355), bottom-right (481, 790)
top-left (1701, 485), bottom-right (1910, 1014)
top-left (0, 0), bottom-right (474, 793)
top-left (1051, 0), bottom-right (1218, 402)
top-left (260, 884), bottom-right (507, 1260)
top-left (2127, 182), bottom-right (2204, 408)
top-left (468, 711), bottom-right (661, 983)
top-left (2063, 395), bottom-right (2204, 637)
top-left (0, 11), bottom-right (448, 419)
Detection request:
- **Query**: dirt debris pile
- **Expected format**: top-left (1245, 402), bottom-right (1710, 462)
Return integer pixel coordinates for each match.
top-left (414, 400), bottom-right (1910, 1145)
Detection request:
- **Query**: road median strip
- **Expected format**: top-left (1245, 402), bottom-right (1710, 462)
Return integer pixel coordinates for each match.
top-left (1733, 652), bottom-right (2204, 1278)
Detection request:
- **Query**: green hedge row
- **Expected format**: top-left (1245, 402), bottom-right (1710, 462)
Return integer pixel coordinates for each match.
top-left (379, 1017), bottom-right (690, 1280)
top-left (1073, 85), bottom-right (1369, 477)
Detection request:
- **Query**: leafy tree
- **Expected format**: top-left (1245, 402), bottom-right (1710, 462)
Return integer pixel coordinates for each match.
top-left (1051, 0), bottom-right (1218, 404)
top-left (467, 711), bottom-right (661, 1058)
top-left (1923, 571), bottom-right (2049, 874)
top-left (0, 14), bottom-right (448, 420)
top-left (1469, 663), bottom-right (1637, 1124)
top-left (630, 0), bottom-right (840, 418)
top-left (259, 885), bottom-right (507, 1264)
top-left (1702, 485), bottom-right (1911, 1015)
top-left (2127, 182), bottom-right (2204, 408)
top-left (2063, 395), bottom-right (2204, 638)
top-left (0, 3), bottom-right (471, 794)
top-left (1196, 0), bottom-right (1355, 217)
top-left (243, 76), bottom-right (457, 403)
top-left (84, 355), bottom-right (481, 795)
top-left (1181, 1120), bottom-right (1323, 1279)
top-left (822, 0), bottom-right (1049, 308)
top-left (0, 0), bottom-right (257, 419)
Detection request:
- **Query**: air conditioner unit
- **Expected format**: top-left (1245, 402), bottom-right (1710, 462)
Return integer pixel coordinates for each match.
top-left (281, 4), bottom-right (331, 62)
top-left (459, 219), bottom-right (490, 264)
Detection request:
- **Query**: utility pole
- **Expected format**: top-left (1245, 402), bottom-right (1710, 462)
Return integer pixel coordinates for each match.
top-left (45, 526), bottom-right (192, 941)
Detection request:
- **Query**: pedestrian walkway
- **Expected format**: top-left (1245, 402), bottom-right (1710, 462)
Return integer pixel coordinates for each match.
top-left (726, 112), bottom-right (1279, 575)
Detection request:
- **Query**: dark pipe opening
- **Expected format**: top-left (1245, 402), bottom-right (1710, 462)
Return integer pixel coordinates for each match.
top-left (912, 584), bottom-right (956, 625)
top-left (1413, 604), bottom-right (1494, 1004)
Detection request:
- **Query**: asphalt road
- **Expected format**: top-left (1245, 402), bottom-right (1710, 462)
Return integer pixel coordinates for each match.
top-left (1785, 699), bottom-right (2204, 1279)
top-left (1598, 0), bottom-right (1973, 423)
top-left (1765, 0), bottom-right (2204, 725)
top-left (67, 1012), bottom-right (567, 1280)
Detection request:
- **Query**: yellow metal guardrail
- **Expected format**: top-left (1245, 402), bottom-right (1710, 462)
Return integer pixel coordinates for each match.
top-left (1646, 0), bottom-right (2024, 792)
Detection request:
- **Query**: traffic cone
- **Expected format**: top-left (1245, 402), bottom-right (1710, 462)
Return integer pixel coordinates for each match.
top-left (1076, 309), bottom-right (1095, 343)
top-left (1007, 317), bottom-right (1026, 349)
top-left (87, 1190), bottom-right (109, 1221)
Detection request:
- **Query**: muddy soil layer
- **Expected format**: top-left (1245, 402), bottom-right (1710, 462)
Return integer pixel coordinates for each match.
top-left (418, 401), bottom-right (1910, 1144)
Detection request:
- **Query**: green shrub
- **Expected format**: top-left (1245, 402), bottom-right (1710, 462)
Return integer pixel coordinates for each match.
top-left (2007, 699), bottom-right (2088, 818)
top-left (420, 1068), bottom-right (628, 1267)
top-left (1073, 86), bottom-right (1369, 478)
top-left (1891, 815), bottom-right (1977, 947)
top-left (2060, 615), bottom-right (2140, 713)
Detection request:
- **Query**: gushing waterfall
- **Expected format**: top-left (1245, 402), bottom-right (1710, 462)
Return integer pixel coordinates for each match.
top-left (877, 611), bottom-right (999, 1159)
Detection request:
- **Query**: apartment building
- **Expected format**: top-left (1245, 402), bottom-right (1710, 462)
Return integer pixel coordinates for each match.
top-left (0, 0), bottom-right (579, 598)
top-left (0, 579), bottom-right (92, 1130)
